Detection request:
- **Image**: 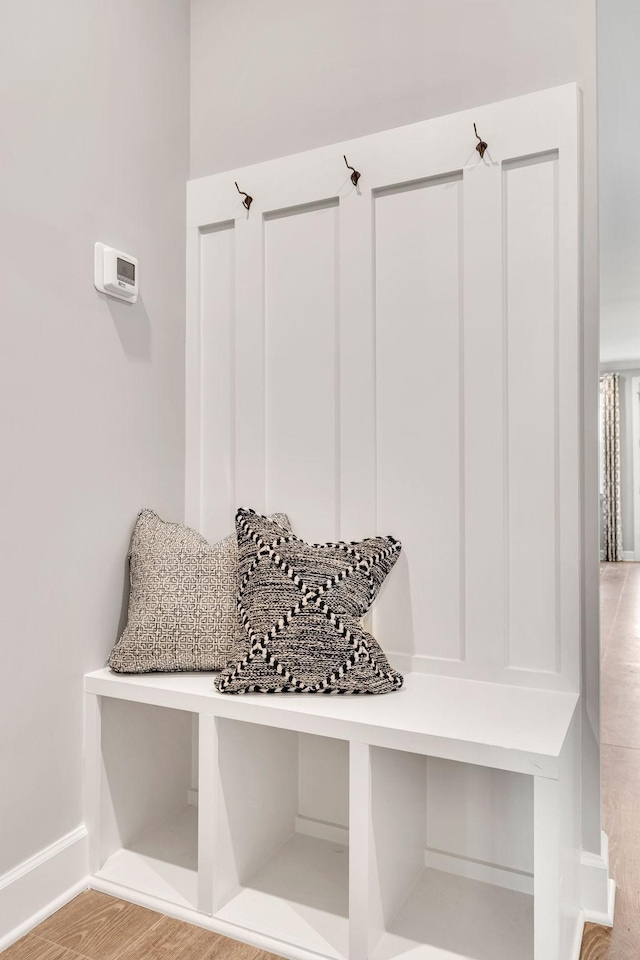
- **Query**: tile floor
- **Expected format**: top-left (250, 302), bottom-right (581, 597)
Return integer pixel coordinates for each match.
top-left (1, 890), bottom-right (278, 960)
top-left (581, 562), bottom-right (640, 959)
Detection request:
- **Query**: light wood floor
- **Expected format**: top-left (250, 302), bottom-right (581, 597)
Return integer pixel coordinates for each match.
top-left (581, 561), bottom-right (640, 959)
top-left (0, 890), bottom-right (280, 960)
top-left (3, 563), bottom-right (639, 960)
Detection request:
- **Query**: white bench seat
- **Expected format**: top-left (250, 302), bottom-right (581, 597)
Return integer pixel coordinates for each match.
top-left (84, 667), bottom-right (577, 778)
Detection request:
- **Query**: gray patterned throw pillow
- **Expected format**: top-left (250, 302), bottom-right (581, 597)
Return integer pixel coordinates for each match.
top-left (108, 509), bottom-right (291, 673)
top-left (216, 508), bottom-right (404, 694)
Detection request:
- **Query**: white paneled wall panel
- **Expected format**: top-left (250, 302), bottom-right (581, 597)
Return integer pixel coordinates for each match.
top-left (374, 176), bottom-right (464, 663)
top-left (264, 202), bottom-right (339, 542)
top-left (187, 83), bottom-right (580, 694)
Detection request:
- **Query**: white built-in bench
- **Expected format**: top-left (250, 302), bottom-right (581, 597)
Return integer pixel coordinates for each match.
top-left (84, 668), bottom-right (579, 960)
top-left (141, 85), bottom-right (591, 959)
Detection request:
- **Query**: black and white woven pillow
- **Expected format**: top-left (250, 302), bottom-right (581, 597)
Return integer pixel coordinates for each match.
top-left (215, 508), bottom-right (403, 695)
top-left (107, 509), bottom-right (291, 673)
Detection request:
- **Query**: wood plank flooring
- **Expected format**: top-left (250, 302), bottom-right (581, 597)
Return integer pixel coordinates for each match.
top-left (581, 561), bottom-right (640, 959)
top-left (3, 563), bottom-right (639, 959)
top-left (1, 890), bottom-right (280, 960)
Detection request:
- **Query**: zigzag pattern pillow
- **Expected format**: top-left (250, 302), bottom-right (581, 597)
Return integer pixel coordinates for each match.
top-left (216, 508), bottom-right (404, 694)
top-left (108, 509), bottom-right (291, 673)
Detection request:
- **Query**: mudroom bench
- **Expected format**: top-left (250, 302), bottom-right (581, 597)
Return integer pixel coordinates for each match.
top-left (84, 668), bottom-right (579, 960)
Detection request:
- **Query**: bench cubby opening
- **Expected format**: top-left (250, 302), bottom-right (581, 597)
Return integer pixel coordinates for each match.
top-left (84, 670), bottom-right (580, 959)
top-left (95, 697), bottom-right (198, 910)
top-left (367, 746), bottom-right (534, 960)
top-left (213, 719), bottom-right (350, 959)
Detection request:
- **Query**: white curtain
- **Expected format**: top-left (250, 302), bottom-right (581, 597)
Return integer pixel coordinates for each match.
top-left (601, 372), bottom-right (623, 562)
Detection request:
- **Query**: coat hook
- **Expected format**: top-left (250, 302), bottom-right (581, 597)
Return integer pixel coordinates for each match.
top-left (473, 123), bottom-right (488, 159)
top-left (235, 181), bottom-right (253, 211)
top-left (343, 155), bottom-right (361, 187)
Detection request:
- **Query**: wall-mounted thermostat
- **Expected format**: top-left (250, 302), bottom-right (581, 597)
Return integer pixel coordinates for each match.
top-left (94, 243), bottom-right (138, 303)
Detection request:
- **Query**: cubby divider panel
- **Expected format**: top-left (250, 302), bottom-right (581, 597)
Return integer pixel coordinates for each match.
top-left (97, 698), bottom-right (198, 909)
top-left (214, 718), bottom-right (349, 960)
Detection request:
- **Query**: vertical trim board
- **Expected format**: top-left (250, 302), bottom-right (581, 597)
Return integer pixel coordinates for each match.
top-left (338, 181), bottom-right (377, 542)
top-left (503, 151), bottom-right (560, 674)
top-left (462, 155), bottom-right (506, 679)
top-left (199, 222), bottom-right (236, 542)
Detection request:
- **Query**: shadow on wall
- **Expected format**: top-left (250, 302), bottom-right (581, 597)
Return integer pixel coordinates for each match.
top-left (99, 291), bottom-right (152, 361)
top-left (375, 549), bottom-right (416, 665)
top-left (116, 551), bottom-right (131, 644)
top-left (94, 294), bottom-right (149, 651)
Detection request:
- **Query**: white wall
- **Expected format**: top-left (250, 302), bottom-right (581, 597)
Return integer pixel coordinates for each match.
top-left (599, 0), bottom-right (640, 364)
top-left (191, 0), bottom-right (597, 179)
top-left (190, 0), bottom-right (601, 860)
top-left (0, 0), bottom-right (189, 891)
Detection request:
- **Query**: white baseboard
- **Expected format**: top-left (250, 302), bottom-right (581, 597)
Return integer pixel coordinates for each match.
top-left (294, 815), bottom-right (349, 846)
top-left (581, 832), bottom-right (615, 926)
top-left (584, 878), bottom-right (616, 927)
top-left (0, 825), bottom-right (89, 950)
top-left (423, 848), bottom-right (533, 895)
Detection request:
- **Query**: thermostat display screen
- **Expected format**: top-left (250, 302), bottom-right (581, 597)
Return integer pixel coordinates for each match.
top-left (117, 258), bottom-right (135, 284)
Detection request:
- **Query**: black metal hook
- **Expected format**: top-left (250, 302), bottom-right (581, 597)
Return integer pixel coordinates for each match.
top-left (343, 155), bottom-right (361, 187)
top-left (473, 123), bottom-right (488, 159)
top-left (235, 181), bottom-right (253, 211)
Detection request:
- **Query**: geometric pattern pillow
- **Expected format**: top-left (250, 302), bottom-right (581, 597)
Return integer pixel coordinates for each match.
top-left (107, 509), bottom-right (291, 673)
top-left (215, 508), bottom-right (404, 694)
